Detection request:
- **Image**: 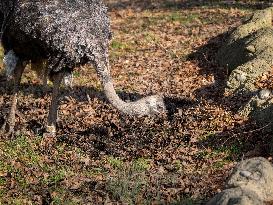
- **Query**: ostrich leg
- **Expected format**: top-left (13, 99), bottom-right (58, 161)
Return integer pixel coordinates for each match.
top-left (46, 72), bottom-right (64, 135)
top-left (1, 60), bottom-right (25, 135)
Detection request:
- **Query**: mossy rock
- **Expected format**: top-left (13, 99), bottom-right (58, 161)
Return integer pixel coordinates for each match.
top-left (208, 9), bottom-right (273, 205)
top-left (217, 7), bottom-right (273, 72)
top-left (216, 7), bottom-right (273, 131)
top-left (239, 95), bottom-right (273, 132)
top-left (207, 187), bottom-right (264, 205)
top-left (229, 8), bottom-right (273, 43)
top-left (226, 58), bottom-right (271, 95)
top-left (207, 157), bottom-right (273, 205)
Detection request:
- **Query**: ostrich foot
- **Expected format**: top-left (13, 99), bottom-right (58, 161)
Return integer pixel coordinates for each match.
top-left (43, 125), bottom-right (56, 137)
top-left (41, 126), bottom-right (57, 151)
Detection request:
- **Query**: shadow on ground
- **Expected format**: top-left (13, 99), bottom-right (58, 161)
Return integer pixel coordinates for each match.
top-left (0, 80), bottom-right (196, 134)
top-left (188, 31), bottom-right (258, 112)
top-left (197, 118), bottom-right (273, 161)
top-left (187, 25), bottom-right (273, 162)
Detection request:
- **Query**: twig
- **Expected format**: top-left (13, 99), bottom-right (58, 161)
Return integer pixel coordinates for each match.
top-left (221, 121), bottom-right (272, 146)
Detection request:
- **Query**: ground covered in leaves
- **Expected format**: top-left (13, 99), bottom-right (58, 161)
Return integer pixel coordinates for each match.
top-left (0, 1), bottom-right (273, 204)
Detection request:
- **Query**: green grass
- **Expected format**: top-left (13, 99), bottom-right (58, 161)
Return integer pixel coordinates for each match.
top-left (110, 39), bottom-right (137, 58)
top-left (213, 160), bottom-right (227, 169)
top-left (0, 135), bottom-right (92, 204)
top-left (107, 165), bottom-right (148, 204)
top-left (111, 40), bottom-right (128, 50)
top-left (107, 156), bottom-right (124, 169)
top-left (105, 157), bottom-right (154, 204)
top-left (140, 12), bottom-right (201, 29)
top-left (172, 197), bottom-right (203, 205)
top-left (168, 13), bottom-right (200, 24)
top-left (200, 131), bottom-right (217, 141)
top-left (132, 158), bottom-right (150, 171)
top-left (45, 168), bottom-right (66, 185)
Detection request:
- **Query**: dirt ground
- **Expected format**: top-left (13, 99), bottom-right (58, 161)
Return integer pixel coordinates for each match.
top-left (0, 1), bottom-right (272, 204)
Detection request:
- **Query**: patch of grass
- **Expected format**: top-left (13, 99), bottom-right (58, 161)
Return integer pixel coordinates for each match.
top-left (196, 142), bottom-right (243, 164)
top-left (56, 144), bottom-right (65, 155)
top-left (0, 160), bottom-right (7, 172)
top-left (163, 1), bottom-right (181, 9)
top-left (168, 13), bottom-right (200, 24)
top-left (111, 40), bottom-right (127, 50)
top-left (50, 188), bottom-right (70, 205)
top-left (0, 189), bottom-right (6, 198)
top-left (85, 167), bottom-right (106, 177)
top-left (173, 197), bottom-right (202, 205)
top-left (52, 196), bottom-right (63, 205)
top-left (173, 160), bottom-right (183, 171)
top-left (0, 136), bottom-right (42, 193)
top-left (140, 12), bottom-right (201, 29)
top-left (107, 156), bottom-right (124, 170)
top-left (110, 39), bottom-right (136, 58)
top-left (10, 197), bottom-right (30, 205)
top-left (200, 131), bottom-right (217, 141)
top-left (106, 158), bottom-right (154, 204)
top-left (132, 158), bottom-right (150, 171)
top-left (228, 144), bottom-right (242, 155)
top-left (0, 177), bottom-right (6, 186)
top-left (224, 144), bottom-right (243, 161)
top-left (144, 32), bottom-right (159, 43)
top-left (213, 144), bottom-right (242, 158)
top-left (185, 0), bottom-right (255, 10)
top-left (213, 160), bottom-right (227, 169)
top-left (107, 168), bottom-right (148, 205)
top-left (3, 135), bottom-right (41, 167)
top-left (0, 136), bottom-right (85, 203)
top-left (14, 169), bottom-right (28, 189)
top-left (47, 168), bottom-right (66, 185)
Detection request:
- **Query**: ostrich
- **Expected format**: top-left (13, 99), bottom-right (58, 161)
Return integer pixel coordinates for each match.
top-left (0, 0), bottom-right (166, 135)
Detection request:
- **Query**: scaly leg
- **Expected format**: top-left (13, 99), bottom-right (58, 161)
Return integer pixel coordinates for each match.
top-left (45, 72), bottom-right (64, 136)
top-left (1, 60), bottom-right (25, 135)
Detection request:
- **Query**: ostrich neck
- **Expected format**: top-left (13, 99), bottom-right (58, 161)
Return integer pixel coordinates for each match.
top-left (103, 81), bottom-right (127, 110)
top-left (96, 58), bottom-right (165, 116)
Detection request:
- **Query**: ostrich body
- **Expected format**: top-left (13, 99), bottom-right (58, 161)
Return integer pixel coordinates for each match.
top-left (0, 0), bottom-right (165, 135)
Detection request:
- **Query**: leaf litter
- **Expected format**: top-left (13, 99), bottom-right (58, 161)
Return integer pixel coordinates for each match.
top-left (0, 1), bottom-right (272, 204)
